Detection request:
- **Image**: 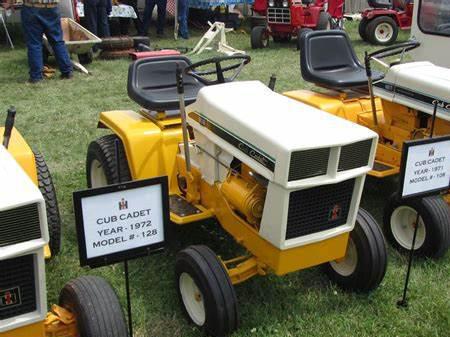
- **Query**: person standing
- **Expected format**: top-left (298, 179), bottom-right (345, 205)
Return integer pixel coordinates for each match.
top-left (2, 0), bottom-right (73, 83)
top-left (119, 0), bottom-right (144, 36)
top-left (177, 0), bottom-right (189, 39)
top-left (142, 0), bottom-right (167, 37)
top-left (83, 0), bottom-right (111, 38)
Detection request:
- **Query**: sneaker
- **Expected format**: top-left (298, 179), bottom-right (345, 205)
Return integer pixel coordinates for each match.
top-left (61, 72), bottom-right (73, 80)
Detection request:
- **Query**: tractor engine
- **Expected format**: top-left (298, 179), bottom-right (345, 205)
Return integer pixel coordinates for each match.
top-left (267, 0), bottom-right (326, 30)
top-left (0, 147), bottom-right (48, 336)
top-left (186, 81), bottom-right (378, 251)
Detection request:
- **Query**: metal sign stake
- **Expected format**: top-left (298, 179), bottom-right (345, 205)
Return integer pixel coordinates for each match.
top-left (115, 139), bottom-right (133, 337)
top-left (397, 102), bottom-right (439, 308)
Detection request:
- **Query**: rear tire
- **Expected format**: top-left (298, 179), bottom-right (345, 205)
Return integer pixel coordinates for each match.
top-left (316, 12), bottom-right (331, 30)
top-left (251, 26), bottom-right (269, 49)
top-left (325, 208), bottom-right (387, 292)
top-left (359, 17), bottom-right (369, 41)
top-left (86, 134), bottom-right (131, 188)
top-left (34, 152), bottom-right (61, 257)
top-left (366, 16), bottom-right (399, 45)
top-left (175, 245), bottom-right (238, 337)
top-left (59, 276), bottom-right (128, 337)
top-left (383, 193), bottom-right (450, 258)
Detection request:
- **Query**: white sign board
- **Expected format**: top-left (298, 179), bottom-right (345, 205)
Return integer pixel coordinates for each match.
top-left (400, 137), bottom-right (450, 198)
top-left (74, 177), bottom-right (169, 267)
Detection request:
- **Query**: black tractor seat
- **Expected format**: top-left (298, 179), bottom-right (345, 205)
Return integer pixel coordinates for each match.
top-left (300, 30), bottom-right (384, 90)
top-left (127, 56), bottom-right (205, 112)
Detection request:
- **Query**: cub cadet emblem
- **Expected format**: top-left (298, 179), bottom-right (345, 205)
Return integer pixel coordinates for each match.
top-left (328, 204), bottom-right (342, 221)
top-left (119, 198), bottom-right (128, 210)
top-left (0, 287), bottom-right (21, 309)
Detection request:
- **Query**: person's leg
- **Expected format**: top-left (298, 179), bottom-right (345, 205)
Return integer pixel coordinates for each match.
top-left (41, 7), bottom-right (73, 76)
top-left (21, 6), bottom-right (45, 81)
top-left (129, 0), bottom-right (144, 35)
top-left (142, 0), bottom-right (156, 34)
top-left (97, 0), bottom-right (111, 37)
top-left (178, 0), bottom-right (189, 39)
top-left (83, 0), bottom-right (99, 36)
top-left (156, 0), bottom-right (167, 35)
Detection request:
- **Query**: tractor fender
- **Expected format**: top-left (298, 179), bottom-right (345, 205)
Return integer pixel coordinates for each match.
top-left (97, 110), bottom-right (182, 189)
top-left (365, 9), bottom-right (400, 24)
top-left (0, 127), bottom-right (37, 184)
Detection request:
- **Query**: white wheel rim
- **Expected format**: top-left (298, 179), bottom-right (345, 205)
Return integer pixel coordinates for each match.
top-left (375, 23), bottom-right (394, 42)
top-left (179, 273), bottom-right (206, 326)
top-left (90, 159), bottom-right (108, 188)
top-left (330, 238), bottom-right (358, 277)
top-left (391, 206), bottom-right (426, 250)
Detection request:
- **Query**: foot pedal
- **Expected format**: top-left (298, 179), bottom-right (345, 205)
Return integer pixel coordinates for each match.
top-left (370, 161), bottom-right (399, 178)
top-left (169, 195), bottom-right (213, 224)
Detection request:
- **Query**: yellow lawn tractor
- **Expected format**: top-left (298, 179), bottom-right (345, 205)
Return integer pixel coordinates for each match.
top-left (86, 55), bottom-right (387, 336)
top-left (0, 108), bottom-right (61, 258)
top-left (0, 109), bottom-right (128, 337)
top-left (283, 29), bottom-right (450, 258)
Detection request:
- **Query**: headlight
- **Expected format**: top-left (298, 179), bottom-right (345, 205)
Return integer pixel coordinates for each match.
top-left (282, 0), bottom-right (289, 7)
top-left (268, 0), bottom-right (274, 6)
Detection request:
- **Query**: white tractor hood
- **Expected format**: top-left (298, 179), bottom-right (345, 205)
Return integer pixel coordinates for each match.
top-left (187, 81), bottom-right (377, 185)
top-left (374, 62), bottom-right (450, 122)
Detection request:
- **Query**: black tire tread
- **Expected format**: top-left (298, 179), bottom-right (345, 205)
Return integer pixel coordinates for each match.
top-left (34, 151), bottom-right (61, 256)
top-left (86, 134), bottom-right (131, 188)
top-left (251, 26), bottom-right (268, 49)
top-left (175, 245), bottom-right (238, 337)
top-left (383, 193), bottom-right (450, 258)
top-left (316, 12), bottom-right (331, 30)
top-left (359, 17), bottom-right (369, 41)
top-left (325, 208), bottom-right (387, 292)
top-left (59, 276), bottom-right (128, 337)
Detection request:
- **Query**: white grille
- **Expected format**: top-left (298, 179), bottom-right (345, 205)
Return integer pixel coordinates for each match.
top-left (267, 8), bottom-right (291, 24)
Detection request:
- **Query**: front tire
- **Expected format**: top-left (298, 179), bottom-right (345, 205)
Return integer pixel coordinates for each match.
top-left (86, 134), bottom-right (131, 188)
top-left (366, 16), bottom-right (399, 45)
top-left (175, 245), bottom-right (238, 337)
top-left (34, 152), bottom-right (61, 256)
top-left (316, 12), bottom-right (331, 30)
top-left (325, 208), bottom-right (387, 292)
top-left (59, 276), bottom-right (128, 337)
top-left (383, 193), bottom-right (450, 258)
top-left (251, 26), bottom-right (269, 49)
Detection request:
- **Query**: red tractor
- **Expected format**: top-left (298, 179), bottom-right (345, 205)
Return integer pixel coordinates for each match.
top-left (359, 0), bottom-right (413, 45)
top-left (251, 0), bottom-right (345, 49)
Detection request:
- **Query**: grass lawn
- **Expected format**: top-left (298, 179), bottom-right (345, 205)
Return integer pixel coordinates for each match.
top-left (0, 20), bottom-right (449, 337)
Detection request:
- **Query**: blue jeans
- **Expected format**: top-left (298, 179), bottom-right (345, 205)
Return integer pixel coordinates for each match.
top-left (21, 6), bottom-right (72, 81)
top-left (178, 0), bottom-right (189, 39)
top-left (84, 0), bottom-right (111, 38)
top-left (142, 0), bottom-right (167, 35)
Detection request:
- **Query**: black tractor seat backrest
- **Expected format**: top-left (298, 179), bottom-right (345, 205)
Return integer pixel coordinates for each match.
top-left (300, 30), bottom-right (384, 89)
top-left (127, 56), bottom-right (205, 112)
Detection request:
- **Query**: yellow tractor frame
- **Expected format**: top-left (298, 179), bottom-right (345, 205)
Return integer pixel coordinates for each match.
top-left (97, 109), bottom-right (349, 282)
top-left (282, 90), bottom-right (450, 205)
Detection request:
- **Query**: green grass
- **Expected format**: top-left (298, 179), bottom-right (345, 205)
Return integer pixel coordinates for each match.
top-left (1, 21), bottom-right (449, 337)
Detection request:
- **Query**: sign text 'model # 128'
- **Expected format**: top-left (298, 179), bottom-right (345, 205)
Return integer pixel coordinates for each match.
top-left (73, 177), bottom-right (170, 268)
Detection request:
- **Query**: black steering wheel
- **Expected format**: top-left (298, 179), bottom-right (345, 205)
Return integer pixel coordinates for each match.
top-left (184, 55), bottom-right (251, 85)
top-left (367, 40), bottom-right (420, 60)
